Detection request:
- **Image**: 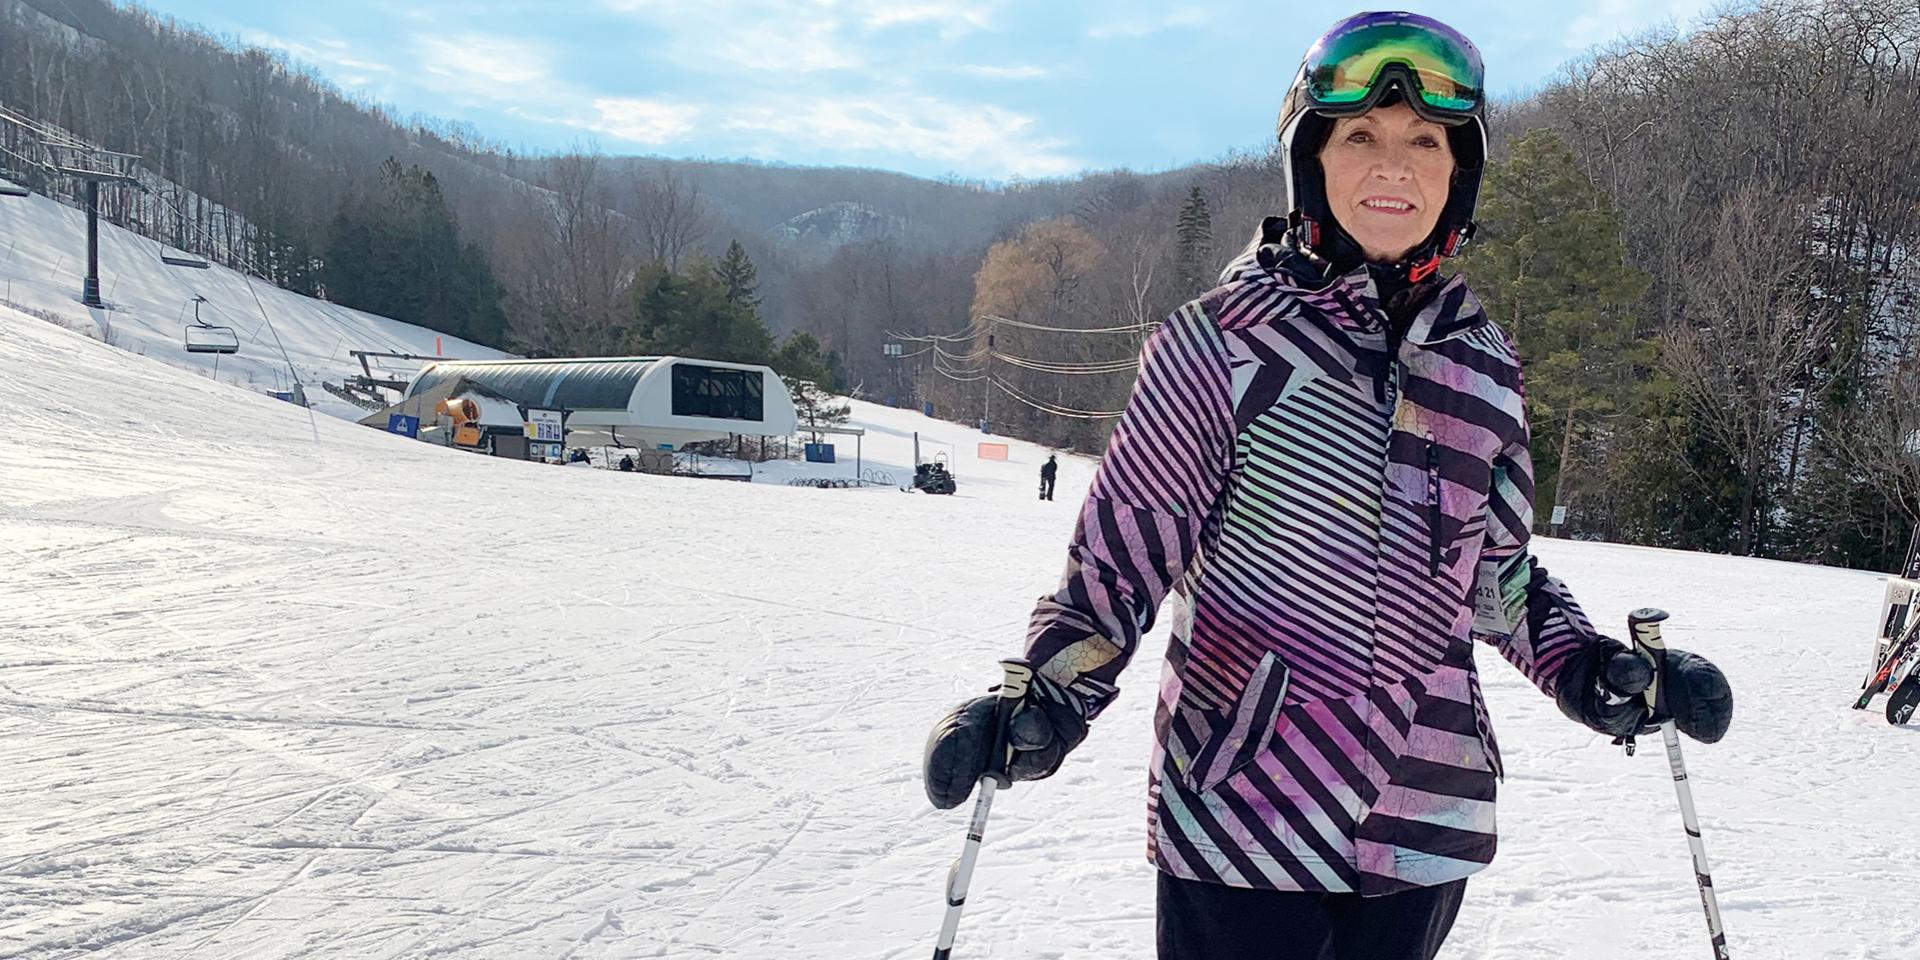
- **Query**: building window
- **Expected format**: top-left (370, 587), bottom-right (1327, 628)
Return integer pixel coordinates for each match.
top-left (671, 364), bottom-right (765, 421)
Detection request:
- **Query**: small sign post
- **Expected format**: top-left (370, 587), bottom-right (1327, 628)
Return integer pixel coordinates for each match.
top-left (524, 408), bottom-right (565, 462)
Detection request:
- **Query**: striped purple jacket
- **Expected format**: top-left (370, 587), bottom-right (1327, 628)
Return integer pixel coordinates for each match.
top-left (1024, 236), bottom-right (1599, 896)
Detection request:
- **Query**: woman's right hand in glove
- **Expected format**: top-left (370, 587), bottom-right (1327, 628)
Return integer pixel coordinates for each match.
top-left (923, 667), bottom-right (1088, 810)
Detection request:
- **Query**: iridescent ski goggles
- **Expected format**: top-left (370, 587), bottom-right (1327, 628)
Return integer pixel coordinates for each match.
top-left (1301, 11), bottom-right (1484, 124)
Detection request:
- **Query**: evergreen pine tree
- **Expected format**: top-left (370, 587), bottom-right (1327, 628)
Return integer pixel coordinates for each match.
top-left (625, 263), bottom-right (774, 365)
top-left (1457, 129), bottom-right (1653, 533)
top-left (1175, 185), bottom-right (1214, 295)
top-left (321, 158), bottom-right (508, 348)
top-left (712, 239), bottom-right (761, 308)
top-left (773, 332), bottom-right (850, 426)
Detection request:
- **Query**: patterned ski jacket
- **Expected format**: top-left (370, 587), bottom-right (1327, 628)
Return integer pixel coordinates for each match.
top-left (1023, 223), bottom-right (1600, 896)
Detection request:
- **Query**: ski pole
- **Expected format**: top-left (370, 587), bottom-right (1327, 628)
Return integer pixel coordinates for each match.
top-left (932, 659), bottom-right (1031, 960)
top-left (1627, 608), bottom-right (1731, 960)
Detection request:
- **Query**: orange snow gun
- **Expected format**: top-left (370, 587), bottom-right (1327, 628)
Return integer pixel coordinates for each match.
top-left (439, 396), bottom-right (484, 447)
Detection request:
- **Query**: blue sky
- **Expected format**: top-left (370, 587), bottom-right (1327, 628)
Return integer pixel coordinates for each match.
top-left (148, 0), bottom-right (1717, 180)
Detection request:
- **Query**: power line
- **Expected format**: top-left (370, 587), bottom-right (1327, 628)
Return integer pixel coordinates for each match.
top-left (932, 350), bottom-right (988, 382)
top-left (989, 376), bottom-right (1125, 419)
top-left (991, 351), bottom-right (1139, 376)
top-left (888, 312), bottom-right (1159, 348)
top-left (980, 314), bottom-right (1161, 335)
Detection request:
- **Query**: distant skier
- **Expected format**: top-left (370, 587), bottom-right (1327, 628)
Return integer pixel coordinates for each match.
top-left (617, 454), bottom-right (635, 473)
top-left (1039, 454), bottom-right (1057, 501)
top-left (924, 13), bottom-right (1733, 960)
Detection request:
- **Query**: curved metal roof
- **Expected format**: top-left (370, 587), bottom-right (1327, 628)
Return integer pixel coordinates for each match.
top-left (405, 358), bottom-right (659, 411)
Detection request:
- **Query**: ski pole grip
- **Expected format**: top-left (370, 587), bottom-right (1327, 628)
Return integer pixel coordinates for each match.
top-left (997, 660), bottom-right (1034, 701)
top-left (1628, 608), bottom-right (1669, 713)
top-left (987, 660), bottom-right (1033, 783)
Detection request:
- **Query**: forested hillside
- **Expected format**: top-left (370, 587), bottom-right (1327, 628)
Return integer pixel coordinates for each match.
top-left (2, 0), bottom-right (1916, 571)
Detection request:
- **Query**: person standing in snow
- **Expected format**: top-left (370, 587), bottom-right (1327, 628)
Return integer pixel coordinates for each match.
top-left (1040, 454), bottom-right (1058, 501)
top-left (924, 12), bottom-right (1734, 960)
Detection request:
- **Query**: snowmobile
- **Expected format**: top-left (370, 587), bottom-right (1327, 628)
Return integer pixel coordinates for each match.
top-left (912, 457), bottom-right (957, 495)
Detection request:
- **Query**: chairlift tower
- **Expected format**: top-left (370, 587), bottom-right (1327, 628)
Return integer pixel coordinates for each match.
top-left (44, 143), bottom-right (141, 308)
top-left (0, 103), bottom-right (144, 307)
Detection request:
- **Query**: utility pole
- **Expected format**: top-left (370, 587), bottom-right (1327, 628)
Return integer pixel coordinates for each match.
top-left (982, 331), bottom-right (994, 434)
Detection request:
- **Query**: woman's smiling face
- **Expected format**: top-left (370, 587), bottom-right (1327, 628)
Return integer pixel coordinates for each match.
top-left (1316, 101), bottom-right (1455, 263)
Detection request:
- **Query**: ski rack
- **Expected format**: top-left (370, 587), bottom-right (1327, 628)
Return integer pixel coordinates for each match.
top-left (1864, 528), bottom-right (1920, 694)
top-left (1864, 578), bottom-right (1919, 692)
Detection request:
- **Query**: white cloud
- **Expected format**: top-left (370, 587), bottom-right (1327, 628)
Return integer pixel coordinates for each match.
top-left (719, 20), bottom-right (864, 72)
top-left (1088, 5), bottom-right (1210, 40)
top-left (959, 64), bottom-right (1051, 80)
top-left (412, 34), bottom-right (554, 102)
top-left (584, 98), bottom-right (702, 144)
top-left (599, 1), bottom-right (865, 72)
top-left (605, 0), bottom-right (999, 36)
top-left (720, 93), bottom-right (1079, 179)
top-left (240, 30), bottom-right (394, 87)
top-left (401, 31), bottom-right (701, 147)
top-left (306, 3), bottom-right (1070, 175)
top-left (859, 1), bottom-right (999, 35)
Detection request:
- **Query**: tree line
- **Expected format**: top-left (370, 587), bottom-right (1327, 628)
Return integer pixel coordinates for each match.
top-left (1469, 0), bottom-right (1920, 570)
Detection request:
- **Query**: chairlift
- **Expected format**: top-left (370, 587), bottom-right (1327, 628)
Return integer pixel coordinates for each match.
top-left (160, 253), bottom-right (210, 269)
top-left (181, 295), bottom-right (238, 355)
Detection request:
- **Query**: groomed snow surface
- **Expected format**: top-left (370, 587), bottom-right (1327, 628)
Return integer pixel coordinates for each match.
top-left (2, 303), bottom-right (1917, 959)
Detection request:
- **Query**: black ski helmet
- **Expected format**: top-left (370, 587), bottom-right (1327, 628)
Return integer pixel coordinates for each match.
top-left (1277, 11), bottom-right (1488, 275)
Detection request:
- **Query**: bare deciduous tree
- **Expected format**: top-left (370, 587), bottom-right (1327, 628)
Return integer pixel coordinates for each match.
top-left (633, 167), bottom-right (708, 272)
top-left (1662, 187), bottom-right (1836, 554)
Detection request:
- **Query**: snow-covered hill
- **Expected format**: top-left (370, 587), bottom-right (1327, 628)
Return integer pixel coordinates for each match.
top-left (0, 188), bottom-right (508, 420)
top-left (1, 303), bottom-right (1915, 959)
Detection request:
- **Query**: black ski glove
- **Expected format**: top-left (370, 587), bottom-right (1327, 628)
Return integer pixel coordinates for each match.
top-left (923, 669), bottom-right (1088, 810)
top-left (1556, 638), bottom-right (1654, 737)
top-left (1555, 639), bottom-right (1733, 744)
top-left (1652, 649), bottom-right (1734, 744)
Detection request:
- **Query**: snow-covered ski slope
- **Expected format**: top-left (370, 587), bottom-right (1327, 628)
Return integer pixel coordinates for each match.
top-left (1, 303), bottom-right (1916, 960)
top-left (0, 188), bottom-right (506, 420)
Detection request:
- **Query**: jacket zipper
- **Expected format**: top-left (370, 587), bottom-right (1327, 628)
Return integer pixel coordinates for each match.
top-left (1425, 436), bottom-right (1442, 576)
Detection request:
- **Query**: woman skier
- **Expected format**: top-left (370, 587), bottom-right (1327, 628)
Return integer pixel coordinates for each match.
top-left (924, 12), bottom-right (1734, 960)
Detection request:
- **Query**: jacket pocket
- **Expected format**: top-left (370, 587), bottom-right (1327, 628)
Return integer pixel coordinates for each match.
top-left (1402, 660), bottom-right (1499, 782)
top-left (1466, 667), bottom-right (1504, 780)
top-left (1181, 652), bottom-right (1291, 794)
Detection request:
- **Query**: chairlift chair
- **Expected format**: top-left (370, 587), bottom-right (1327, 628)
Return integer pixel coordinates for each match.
top-left (184, 325), bottom-right (239, 354)
top-left (181, 295), bottom-right (238, 355)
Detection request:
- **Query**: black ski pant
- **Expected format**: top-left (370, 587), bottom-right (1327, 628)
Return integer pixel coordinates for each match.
top-left (1157, 871), bottom-right (1465, 960)
top-left (1039, 476), bottom-right (1055, 500)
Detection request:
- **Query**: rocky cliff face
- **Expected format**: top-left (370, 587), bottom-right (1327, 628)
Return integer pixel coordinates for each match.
top-left (766, 201), bottom-right (905, 249)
